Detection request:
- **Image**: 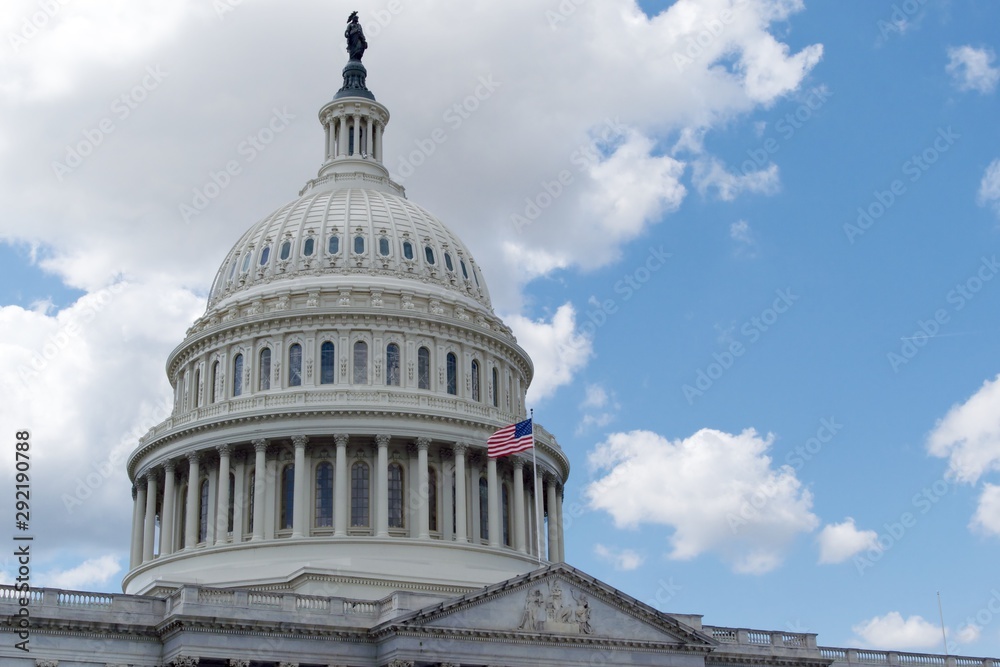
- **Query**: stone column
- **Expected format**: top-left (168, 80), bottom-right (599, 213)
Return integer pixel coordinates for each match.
top-left (232, 452), bottom-right (245, 543)
top-left (556, 482), bottom-right (565, 562)
top-left (337, 115), bottom-right (346, 157)
top-left (453, 443), bottom-right (468, 542)
top-left (366, 116), bottom-right (373, 157)
top-left (142, 471), bottom-right (158, 562)
top-left (487, 457), bottom-right (500, 547)
top-left (251, 439), bottom-right (267, 542)
top-left (184, 453), bottom-right (201, 549)
top-left (352, 114), bottom-right (360, 156)
top-left (441, 448), bottom-right (454, 541)
top-left (375, 434), bottom-right (390, 537)
top-left (160, 461), bottom-right (176, 556)
top-left (546, 475), bottom-right (558, 562)
top-left (334, 434), bottom-right (349, 536)
top-left (215, 445), bottom-right (231, 545)
top-left (513, 457), bottom-right (526, 553)
top-left (376, 122), bottom-right (383, 161)
top-left (292, 435), bottom-right (308, 538)
top-left (535, 468), bottom-right (545, 558)
top-left (206, 459), bottom-right (218, 545)
top-left (130, 482), bottom-right (145, 568)
top-left (417, 437), bottom-right (430, 539)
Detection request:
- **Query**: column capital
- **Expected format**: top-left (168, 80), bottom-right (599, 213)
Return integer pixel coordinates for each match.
top-left (136, 476), bottom-right (148, 490)
top-left (375, 433), bottom-right (391, 447)
top-left (131, 484), bottom-right (138, 500)
top-left (415, 437), bottom-right (431, 451)
top-left (252, 438), bottom-right (268, 453)
top-left (334, 433), bottom-right (350, 448)
top-left (453, 442), bottom-right (468, 456)
top-left (163, 459), bottom-right (176, 473)
top-left (292, 434), bottom-right (309, 448)
top-left (216, 444), bottom-right (231, 457)
top-left (145, 468), bottom-right (160, 483)
top-left (186, 451), bottom-right (201, 465)
top-left (511, 455), bottom-right (526, 470)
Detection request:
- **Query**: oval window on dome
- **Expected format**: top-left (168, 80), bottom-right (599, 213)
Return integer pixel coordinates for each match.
top-left (354, 235), bottom-right (365, 254)
top-left (328, 235), bottom-right (340, 254)
top-left (402, 241), bottom-right (414, 260)
top-left (303, 238), bottom-right (315, 257)
top-left (280, 241), bottom-right (291, 261)
top-left (473, 267), bottom-right (480, 287)
top-left (444, 252), bottom-right (454, 272)
top-left (460, 259), bottom-right (469, 280)
top-left (259, 246), bottom-right (271, 266)
top-left (378, 237), bottom-right (390, 256)
top-left (227, 257), bottom-right (238, 281)
top-left (241, 252), bottom-right (252, 274)
top-left (425, 246), bottom-right (435, 265)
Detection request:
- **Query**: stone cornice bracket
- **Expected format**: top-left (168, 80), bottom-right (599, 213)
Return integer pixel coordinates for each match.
top-left (334, 433), bottom-right (350, 448)
top-left (169, 658), bottom-right (199, 667)
top-left (292, 435), bottom-right (309, 448)
top-left (36, 660), bottom-right (59, 667)
top-left (375, 434), bottom-right (391, 447)
top-left (252, 438), bottom-right (268, 453)
top-left (415, 437), bottom-right (431, 451)
top-left (228, 660), bottom-right (250, 667)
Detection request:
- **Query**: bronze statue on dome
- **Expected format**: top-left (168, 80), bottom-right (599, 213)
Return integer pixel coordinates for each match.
top-left (345, 11), bottom-right (367, 61)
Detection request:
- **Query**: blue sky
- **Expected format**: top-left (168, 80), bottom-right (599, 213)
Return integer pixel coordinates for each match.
top-left (1, 0), bottom-right (999, 656)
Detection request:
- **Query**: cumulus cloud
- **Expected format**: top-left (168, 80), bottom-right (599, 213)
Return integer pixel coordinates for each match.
top-left (817, 518), bottom-right (879, 564)
top-left (970, 483), bottom-right (1000, 536)
top-left (593, 544), bottom-right (645, 571)
top-left (978, 159), bottom-right (1000, 218)
top-left (851, 613), bottom-right (942, 650)
top-left (956, 622), bottom-right (982, 644)
top-left (946, 46), bottom-right (1000, 94)
top-left (576, 382), bottom-right (621, 433)
top-left (506, 304), bottom-right (592, 405)
top-left (586, 428), bottom-right (818, 574)
top-left (927, 374), bottom-right (1000, 485)
top-left (38, 555), bottom-right (122, 590)
top-left (693, 158), bottom-right (780, 201)
top-left (729, 219), bottom-right (758, 257)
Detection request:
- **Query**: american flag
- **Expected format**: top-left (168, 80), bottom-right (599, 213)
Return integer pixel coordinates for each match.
top-left (487, 418), bottom-right (533, 458)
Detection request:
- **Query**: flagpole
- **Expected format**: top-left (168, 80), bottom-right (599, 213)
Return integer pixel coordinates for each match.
top-left (530, 407), bottom-right (543, 566)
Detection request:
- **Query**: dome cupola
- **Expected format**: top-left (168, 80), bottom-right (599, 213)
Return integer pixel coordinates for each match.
top-left (123, 14), bottom-right (569, 600)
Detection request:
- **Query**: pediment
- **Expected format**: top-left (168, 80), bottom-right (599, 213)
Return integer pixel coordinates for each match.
top-left (377, 563), bottom-right (714, 648)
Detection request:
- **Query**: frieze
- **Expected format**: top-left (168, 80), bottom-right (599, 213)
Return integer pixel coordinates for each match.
top-left (518, 580), bottom-right (593, 635)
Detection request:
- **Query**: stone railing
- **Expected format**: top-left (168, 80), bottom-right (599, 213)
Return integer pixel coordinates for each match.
top-left (704, 626), bottom-right (995, 667)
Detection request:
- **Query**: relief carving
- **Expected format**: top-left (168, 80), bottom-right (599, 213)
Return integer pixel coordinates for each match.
top-left (517, 581), bottom-right (593, 635)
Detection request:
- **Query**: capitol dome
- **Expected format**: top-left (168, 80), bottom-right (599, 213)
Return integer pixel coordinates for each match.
top-left (123, 47), bottom-right (569, 599)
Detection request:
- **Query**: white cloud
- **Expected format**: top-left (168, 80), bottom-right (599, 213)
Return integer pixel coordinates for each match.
top-left (577, 382), bottom-right (621, 433)
top-left (946, 46), bottom-right (1000, 94)
top-left (927, 374), bottom-right (1000, 484)
top-left (851, 612), bottom-right (943, 650)
top-left (729, 219), bottom-right (758, 257)
top-left (978, 159), bottom-right (1000, 218)
top-left (693, 158), bottom-right (780, 201)
top-left (586, 428), bottom-right (818, 574)
top-left (506, 304), bottom-right (592, 405)
top-left (957, 622), bottom-right (982, 644)
top-left (38, 555), bottom-right (122, 590)
top-left (593, 544), bottom-right (645, 571)
top-left (816, 518), bottom-right (879, 564)
top-left (970, 483), bottom-right (1000, 536)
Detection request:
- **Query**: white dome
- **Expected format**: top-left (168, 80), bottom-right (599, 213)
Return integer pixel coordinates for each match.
top-left (208, 187), bottom-right (492, 312)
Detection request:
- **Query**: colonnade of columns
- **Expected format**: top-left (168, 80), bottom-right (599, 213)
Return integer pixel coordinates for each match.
top-left (324, 111), bottom-right (384, 162)
top-left (129, 435), bottom-right (566, 570)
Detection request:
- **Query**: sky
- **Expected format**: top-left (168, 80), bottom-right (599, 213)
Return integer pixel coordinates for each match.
top-left (1, 0), bottom-right (999, 656)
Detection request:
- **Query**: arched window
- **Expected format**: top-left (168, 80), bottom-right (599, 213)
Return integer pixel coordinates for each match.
top-left (479, 477), bottom-right (489, 541)
top-left (320, 342), bottom-right (335, 385)
top-left (280, 464), bottom-right (294, 531)
top-left (351, 462), bottom-right (370, 527)
top-left (328, 235), bottom-right (340, 254)
top-left (460, 259), bottom-right (469, 280)
top-left (418, 346), bottom-right (431, 390)
top-left (492, 367), bottom-right (499, 408)
top-left (240, 252), bottom-right (252, 274)
top-left (502, 484), bottom-right (511, 547)
top-left (279, 240), bottom-right (291, 260)
top-left (471, 360), bottom-right (481, 402)
top-left (303, 237), bottom-right (315, 257)
top-left (353, 341), bottom-right (368, 384)
top-left (425, 246), bottom-right (435, 265)
top-left (315, 462), bottom-right (333, 528)
top-left (289, 344), bottom-right (302, 387)
top-left (210, 361), bottom-right (219, 403)
top-left (354, 235), bottom-right (365, 254)
top-left (233, 354), bottom-right (244, 397)
top-left (388, 463), bottom-right (404, 529)
top-left (378, 237), bottom-right (390, 256)
top-left (198, 479), bottom-right (209, 543)
top-left (193, 368), bottom-right (201, 408)
top-left (259, 245), bottom-right (271, 266)
top-left (428, 467), bottom-right (438, 532)
top-left (227, 473), bottom-right (235, 534)
top-left (402, 241), bottom-right (414, 260)
top-left (259, 348), bottom-right (271, 391)
top-left (444, 252), bottom-right (454, 272)
top-left (247, 471), bottom-right (255, 533)
top-left (446, 353), bottom-right (457, 396)
top-left (386, 343), bottom-right (400, 386)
